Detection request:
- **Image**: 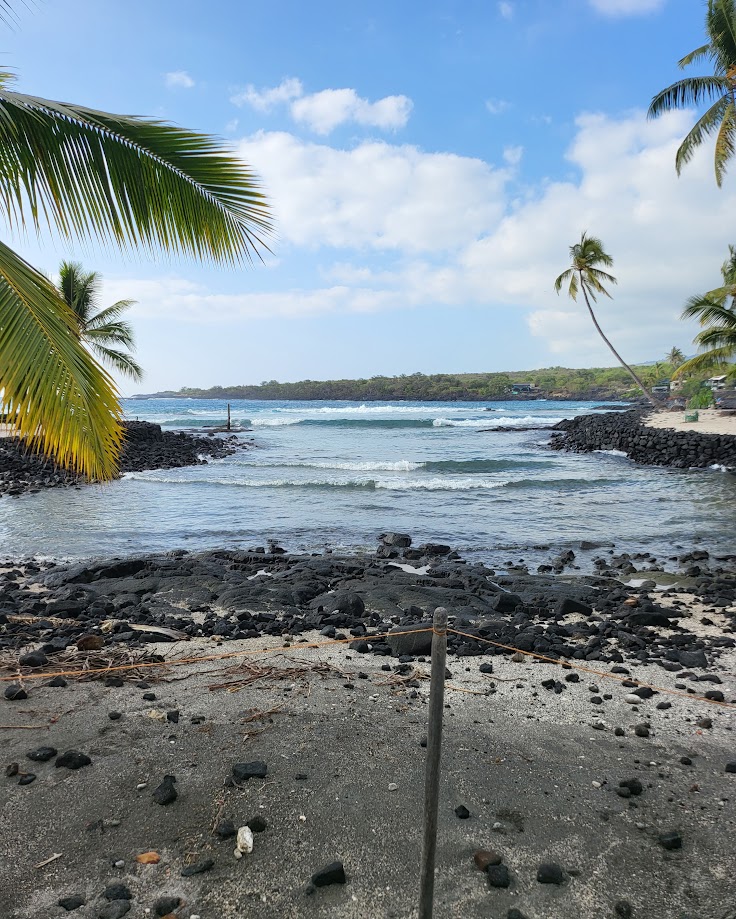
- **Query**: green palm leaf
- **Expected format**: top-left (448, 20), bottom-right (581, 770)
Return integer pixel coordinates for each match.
top-left (648, 75), bottom-right (728, 118)
top-left (88, 344), bottom-right (143, 382)
top-left (674, 96), bottom-right (729, 175)
top-left (0, 87), bottom-right (273, 263)
top-left (0, 241), bottom-right (122, 478)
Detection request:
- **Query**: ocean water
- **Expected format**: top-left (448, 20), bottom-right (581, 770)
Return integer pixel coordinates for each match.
top-left (0, 398), bottom-right (734, 566)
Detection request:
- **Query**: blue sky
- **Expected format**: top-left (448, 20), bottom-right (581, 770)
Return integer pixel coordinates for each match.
top-left (2, 0), bottom-right (732, 393)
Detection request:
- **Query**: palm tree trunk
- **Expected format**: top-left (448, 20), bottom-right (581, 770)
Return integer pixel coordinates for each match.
top-left (580, 284), bottom-right (663, 408)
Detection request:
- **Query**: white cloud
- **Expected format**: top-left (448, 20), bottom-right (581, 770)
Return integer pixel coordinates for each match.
top-left (164, 70), bottom-right (195, 89)
top-left (589, 0), bottom-right (665, 16)
top-left (291, 89), bottom-right (412, 134)
top-left (498, 1), bottom-right (514, 19)
top-left (106, 110), bottom-right (736, 367)
top-left (486, 98), bottom-right (510, 115)
top-left (231, 78), bottom-right (412, 134)
top-left (236, 131), bottom-right (510, 252)
top-left (230, 77), bottom-right (303, 112)
top-left (503, 145), bottom-right (523, 165)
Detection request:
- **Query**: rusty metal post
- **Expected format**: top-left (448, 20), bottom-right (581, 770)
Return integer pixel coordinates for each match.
top-left (418, 606), bottom-right (448, 919)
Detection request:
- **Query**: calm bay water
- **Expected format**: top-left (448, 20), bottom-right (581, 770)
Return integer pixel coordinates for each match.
top-left (0, 398), bottom-right (733, 566)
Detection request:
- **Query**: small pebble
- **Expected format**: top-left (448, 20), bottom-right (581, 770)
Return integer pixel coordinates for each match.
top-left (55, 751), bottom-right (91, 770)
top-left (152, 775), bottom-right (178, 805)
top-left (4, 683), bottom-right (27, 701)
top-left (536, 863), bottom-right (564, 885)
top-left (181, 857), bottom-right (215, 877)
top-left (486, 864), bottom-right (511, 888)
top-left (26, 746), bottom-right (57, 762)
top-left (658, 830), bottom-right (682, 851)
top-left (473, 849), bottom-right (502, 870)
top-left (454, 804), bottom-right (470, 819)
top-left (58, 894), bottom-right (86, 911)
top-left (311, 860), bottom-right (346, 887)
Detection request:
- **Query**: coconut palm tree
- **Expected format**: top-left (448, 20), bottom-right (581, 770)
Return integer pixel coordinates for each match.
top-left (554, 232), bottom-right (662, 407)
top-left (57, 261), bottom-right (142, 383)
top-left (0, 60), bottom-right (271, 479)
top-left (648, 0), bottom-right (736, 187)
top-left (674, 246), bottom-right (736, 377)
top-left (666, 346), bottom-right (686, 368)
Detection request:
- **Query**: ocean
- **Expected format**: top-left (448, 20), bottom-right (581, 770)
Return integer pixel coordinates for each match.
top-left (1, 398), bottom-right (734, 566)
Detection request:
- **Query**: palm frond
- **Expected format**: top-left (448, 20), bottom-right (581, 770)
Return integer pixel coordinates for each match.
top-left (648, 76), bottom-right (728, 119)
top-left (0, 241), bottom-right (122, 479)
top-left (553, 267), bottom-right (573, 294)
top-left (84, 320), bottom-right (136, 348)
top-left (0, 90), bottom-right (273, 264)
top-left (89, 344), bottom-right (143, 382)
top-left (58, 260), bottom-right (100, 325)
top-left (83, 300), bottom-right (137, 332)
top-left (714, 100), bottom-right (736, 185)
top-left (707, 0), bottom-right (736, 65)
top-left (678, 42), bottom-right (715, 69)
top-left (674, 347), bottom-right (734, 376)
top-left (674, 96), bottom-right (729, 174)
top-left (682, 294), bottom-right (735, 325)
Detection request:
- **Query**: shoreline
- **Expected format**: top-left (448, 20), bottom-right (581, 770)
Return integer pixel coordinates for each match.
top-left (1, 538), bottom-right (734, 918)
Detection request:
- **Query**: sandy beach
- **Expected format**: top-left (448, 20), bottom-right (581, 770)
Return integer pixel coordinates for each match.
top-left (643, 408), bottom-right (736, 436)
top-left (1, 546), bottom-right (735, 919)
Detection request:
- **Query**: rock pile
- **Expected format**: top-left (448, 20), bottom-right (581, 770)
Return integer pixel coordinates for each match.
top-left (550, 410), bottom-right (736, 469)
top-left (0, 421), bottom-right (243, 497)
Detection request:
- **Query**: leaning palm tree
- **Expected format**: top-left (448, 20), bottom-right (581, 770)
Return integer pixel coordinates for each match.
top-left (674, 246), bottom-right (736, 377)
top-left (554, 232), bottom-right (661, 407)
top-left (648, 0), bottom-right (736, 187)
top-left (0, 62), bottom-right (271, 480)
top-left (57, 261), bottom-right (142, 383)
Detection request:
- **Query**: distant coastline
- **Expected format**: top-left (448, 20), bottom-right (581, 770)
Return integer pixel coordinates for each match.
top-left (131, 366), bottom-right (643, 403)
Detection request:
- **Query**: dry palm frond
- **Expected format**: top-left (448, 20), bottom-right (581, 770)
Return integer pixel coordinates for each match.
top-left (0, 645), bottom-right (168, 682)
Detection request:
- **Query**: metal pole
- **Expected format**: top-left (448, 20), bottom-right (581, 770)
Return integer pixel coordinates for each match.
top-left (418, 606), bottom-right (448, 919)
top-left (227, 403), bottom-right (231, 432)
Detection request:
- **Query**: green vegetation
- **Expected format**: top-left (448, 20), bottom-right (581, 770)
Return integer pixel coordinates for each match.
top-left (648, 0), bottom-right (736, 187)
top-left (676, 244), bottom-right (736, 379)
top-left (0, 43), bottom-right (271, 478)
top-left (58, 262), bottom-right (142, 383)
top-left (136, 364), bottom-right (683, 403)
top-left (554, 232), bottom-right (661, 407)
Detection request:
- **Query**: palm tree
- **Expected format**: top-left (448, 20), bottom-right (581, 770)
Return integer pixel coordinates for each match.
top-left (648, 0), bottom-right (736, 187)
top-left (0, 60), bottom-right (271, 479)
top-left (57, 262), bottom-right (142, 383)
top-left (666, 346), bottom-right (685, 368)
top-left (554, 232), bottom-right (662, 407)
top-left (674, 245), bottom-right (736, 377)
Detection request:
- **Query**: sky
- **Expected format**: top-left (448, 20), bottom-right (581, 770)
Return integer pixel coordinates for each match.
top-left (2, 0), bottom-right (734, 394)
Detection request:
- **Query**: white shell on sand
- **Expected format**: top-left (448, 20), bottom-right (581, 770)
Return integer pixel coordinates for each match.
top-left (234, 825), bottom-right (254, 859)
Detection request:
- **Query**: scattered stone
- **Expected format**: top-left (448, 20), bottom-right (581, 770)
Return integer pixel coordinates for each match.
top-left (26, 746), bottom-right (57, 762)
top-left (76, 634), bottom-right (104, 651)
top-left (247, 815), bottom-right (268, 833)
top-left (474, 849), bottom-right (502, 870)
top-left (696, 717), bottom-right (712, 729)
top-left (311, 860), bottom-right (346, 887)
top-left (486, 864), bottom-right (511, 888)
top-left (47, 676), bottom-right (67, 687)
top-left (658, 831), bottom-right (682, 851)
top-left (142, 692), bottom-right (156, 701)
top-left (166, 709), bottom-right (179, 723)
top-left (19, 650), bottom-right (48, 668)
top-left (455, 804), bottom-right (470, 819)
top-left (18, 773), bottom-right (36, 785)
top-left (619, 778), bottom-right (643, 796)
top-left (58, 895), bottom-right (85, 911)
top-left (4, 683), bottom-right (27, 701)
top-left (5, 762), bottom-right (18, 777)
top-left (725, 762), bottom-right (736, 774)
top-left (55, 751), bottom-right (91, 770)
top-left (103, 884), bottom-right (132, 901)
top-left (180, 858), bottom-right (215, 877)
top-left (152, 775), bottom-right (178, 805)
top-left (634, 724), bottom-right (650, 738)
top-left (536, 863), bottom-right (564, 884)
top-left (232, 761), bottom-right (267, 782)
top-left (680, 757), bottom-right (693, 766)
top-left (214, 818), bottom-right (237, 839)
top-left (614, 900), bottom-right (633, 918)
top-left (234, 825), bottom-right (254, 859)
top-left (154, 897), bottom-right (181, 917)
top-left (109, 711), bottom-right (122, 721)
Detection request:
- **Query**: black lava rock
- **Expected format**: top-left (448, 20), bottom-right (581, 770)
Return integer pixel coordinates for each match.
top-left (311, 860), bottom-right (346, 887)
top-left (619, 778), bottom-right (643, 796)
top-left (232, 761), bottom-right (267, 782)
top-left (152, 775), bottom-right (177, 805)
top-left (47, 676), bottom-right (68, 687)
top-left (26, 746), bottom-right (57, 762)
top-left (58, 894), bottom-right (85, 911)
top-left (454, 804), bottom-right (470, 819)
top-left (614, 900), bottom-right (633, 919)
top-left (247, 815), bottom-right (268, 833)
top-left (4, 683), bottom-right (27, 701)
top-left (536, 863), bottom-right (564, 884)
top-left (658, 831), bottom-right (682, 851)
top-left (55, 750), bottom-right (91, 769)
top-left (180, 858), bottom-right (215, 876)
top-left (486, 864), bottom-right (511, 888)
top-left (19, 650), bottom-right (48, 668)
top-left (726, 762), bottom-right (736, 774)
top-left (154, 896), bottom-right (181, 916)
top-left (214, 818), bottom-right (237, 839)
top-left (103, 884), bottom-right (132, 900)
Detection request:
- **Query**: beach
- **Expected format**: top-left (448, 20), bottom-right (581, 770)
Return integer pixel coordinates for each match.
top-left (1, 542), bottom-right (735, 919)
top-left (644, 408), bottom-right (736, 436)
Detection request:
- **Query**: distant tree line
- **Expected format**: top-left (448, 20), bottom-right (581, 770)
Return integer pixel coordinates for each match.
top-left (138, 365), bottom-right (670, 402)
